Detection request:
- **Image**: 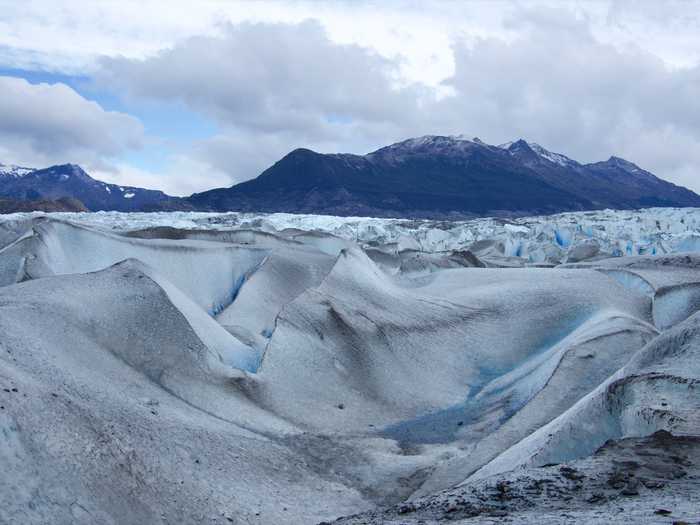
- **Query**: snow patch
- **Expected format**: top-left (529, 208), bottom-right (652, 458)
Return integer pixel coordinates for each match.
top-left (528, 143), bottom-right (576, 167)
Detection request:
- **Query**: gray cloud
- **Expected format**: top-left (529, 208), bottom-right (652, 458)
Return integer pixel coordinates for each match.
top-left (435, 7), bottom-right (700, 190)
top-left (97, 11), bottom-right (700, 193)
top-left (0, 76), bottom-right (144, 170)
top-left (98, 20), bottom-right (425, 186)
top-left (100, 20), bottom-right (425, 137)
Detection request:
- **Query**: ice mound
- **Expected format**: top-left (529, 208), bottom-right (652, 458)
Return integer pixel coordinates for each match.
top-left (415, 312), bottom-right (659, 495)
top-left (366, 248), bottom-right (485, 275)
top-left (1, 218), bottom-right (268, 315)
top-left (464, 310), bottom-right (700, 484)
top-left (125, 259), bottom-right (262, 372)
top-left (563, 254), bottom-right (700, 330)
top-left (215, 242), bottom-right (336, 353)
top-left (0, 264), bottom-right (366, 523)
top-left (255, 248), bottom-right (650, 433)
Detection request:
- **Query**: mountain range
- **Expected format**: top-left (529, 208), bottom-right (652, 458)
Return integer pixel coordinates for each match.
top-left (3, 136), bottom-right (699, 217)
top-left (0, 163), bottom-right (182, 212)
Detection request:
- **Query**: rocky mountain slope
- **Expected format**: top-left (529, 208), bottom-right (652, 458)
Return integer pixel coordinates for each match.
top-left (0, 163), bottom-right (186, 211)
top-left (188, 136), bottom-right (700, 218)
top-left (3, 136), bottom-right (699, 217)
top-left (0, 196), bottom-right (87, 213)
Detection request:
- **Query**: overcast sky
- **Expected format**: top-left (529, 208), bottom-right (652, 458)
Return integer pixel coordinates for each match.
top-left (1, 0), bottom-right (699, 195)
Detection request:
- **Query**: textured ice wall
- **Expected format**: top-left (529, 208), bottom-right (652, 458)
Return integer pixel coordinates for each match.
top-left (5, 218), bottom-right (268, 315)
top-left (464, 310), bottom-right (700, 484)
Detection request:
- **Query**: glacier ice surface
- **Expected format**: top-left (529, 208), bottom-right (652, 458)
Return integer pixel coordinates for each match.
top-left (1, 207), bottom-right (699, 524)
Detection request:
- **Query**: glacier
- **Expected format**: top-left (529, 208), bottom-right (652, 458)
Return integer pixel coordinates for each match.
top-left (5, 206), bottom-right (699, 265)
top-left (0, 207), bottom-right (699, 524)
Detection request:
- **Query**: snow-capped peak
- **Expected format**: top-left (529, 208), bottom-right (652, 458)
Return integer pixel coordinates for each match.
top-left (528, 143), bottom-right (577, 167)
top-left (0, 163), bottom-right (36, 178)
top-left (450, 134), bottom-right (481, 143)
top-left (390, 134), bottom-right (482, 149)
top-left (371, 134), bottom-right (480, 155)
top-left (499, 140), bottom-right (577, 167)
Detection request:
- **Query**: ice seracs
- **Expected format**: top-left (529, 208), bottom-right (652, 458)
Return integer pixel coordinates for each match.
top-left (22, 206), bottom-right (697, 266)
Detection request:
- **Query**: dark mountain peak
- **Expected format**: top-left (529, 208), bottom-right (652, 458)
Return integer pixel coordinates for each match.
top-left (501, 139), bottom-right (535, 155)
top-left (509, 138), bottom-right (530, 149)
top-left (262, 149), bottom-right (316, 170)
top-left (285, 147), bottom-right (321, 159)
top-left (501, 139), bottom-right (538, 161)
top-left (263, 148), bottom-right (328, 172)
top-left (584, 156), bottom-right (652, 178)
top-left (33, 163), bottom-right (94, 183)
top-left (279, 147), bottom-right (372, 170)
top-left (272, 147), bottom-right (364, 170)
top-left (0, 161), bottom-right (183, 211)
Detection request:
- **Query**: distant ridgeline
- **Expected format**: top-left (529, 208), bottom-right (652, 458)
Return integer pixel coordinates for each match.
top-left (0, 163), bottom-right (183, 213)
top-left (3, 136), bottom-right (700, 217)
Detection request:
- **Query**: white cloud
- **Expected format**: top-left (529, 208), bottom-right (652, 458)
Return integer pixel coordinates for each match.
top-left (91, 156), bottom-right (232, 196)
top-left (0, 76), bottom-right (144, 169)
top-left (2, 1), bottom-right (699, 79)
top-left (431, 7), bottom-right (700, 190)
top-left (99, 21), bottom-right (425, 135)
